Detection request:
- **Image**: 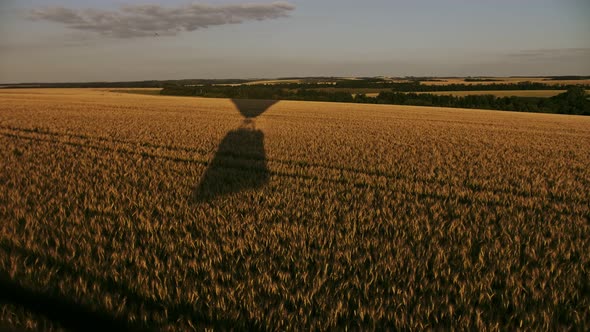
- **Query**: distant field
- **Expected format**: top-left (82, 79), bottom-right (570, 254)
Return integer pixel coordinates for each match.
top-left (340, 89), bottom-right (565, 98)
top-left (1, 89), bottom-right (589, 330)
top-left (416, 90), bottom-right (573, 98)
top-left (313, 87), bottom-right (390, 94)
top-left (421, 77), bottom-right (590, 86)
top-left (284, 89), bottom-right (584, 99)
top-left (245, 79), bottom-right (303, 85)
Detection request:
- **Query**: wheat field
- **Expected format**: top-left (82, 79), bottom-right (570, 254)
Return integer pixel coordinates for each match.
top-left (1, 88), bottom-right (589, 330)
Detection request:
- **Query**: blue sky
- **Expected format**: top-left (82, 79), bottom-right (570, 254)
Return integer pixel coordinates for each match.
top-left (1, 0), bottom-right (589, 82)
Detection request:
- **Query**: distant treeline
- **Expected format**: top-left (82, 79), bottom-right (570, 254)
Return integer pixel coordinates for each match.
top-left (161, 85), bottom-right (590, 115)
top-left (161, 85), bottom-right (357, 101)
top-left (218, 80), bottom-right (587, 91)
top-left (365, 88), bottom-right (590, 115)
top-left (3, 77), bottom-right (588, 90)
top-left (463, 78), bottom-right (502, 82)
top-left (0, 79), bottom-right (250, 89)
top-left (329, 81), bottom-right (588, 91)
top-left (544, 76), bottom-right (590, 81)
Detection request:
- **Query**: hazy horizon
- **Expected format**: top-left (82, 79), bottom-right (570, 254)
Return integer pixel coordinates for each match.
top-left (1, 0), bottom-right (589, 83)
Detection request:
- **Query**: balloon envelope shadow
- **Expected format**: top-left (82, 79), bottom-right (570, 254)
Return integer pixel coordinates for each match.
top-left (232, 98), bottom-right (279, 118)
top-left (193, 99), bottom-right (278, 202)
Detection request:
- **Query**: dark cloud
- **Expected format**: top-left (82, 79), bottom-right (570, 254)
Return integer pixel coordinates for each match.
top-left (28, 2), bottom-right (295, 38)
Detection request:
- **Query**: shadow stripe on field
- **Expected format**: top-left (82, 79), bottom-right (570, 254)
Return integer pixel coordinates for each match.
top-left (2, 132), bottom-right (581, 210)
top-left (0, 239), bottom-right (260, 331)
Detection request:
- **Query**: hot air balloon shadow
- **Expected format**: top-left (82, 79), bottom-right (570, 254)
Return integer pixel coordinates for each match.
top-left (193, 99), bottom-right (278, 202)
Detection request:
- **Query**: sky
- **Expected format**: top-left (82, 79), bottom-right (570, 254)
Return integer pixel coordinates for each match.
top-left (1, 0), bottom-right (589, 83)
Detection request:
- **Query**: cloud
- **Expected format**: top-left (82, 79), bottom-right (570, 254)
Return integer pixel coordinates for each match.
top-left (28, 2), bottom-right (295, 38)
top-left (506, 48), bottom-right (590, 59)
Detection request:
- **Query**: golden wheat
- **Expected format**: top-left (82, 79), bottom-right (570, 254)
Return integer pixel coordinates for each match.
top-left (0, 88), bottom-right (589, 330)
